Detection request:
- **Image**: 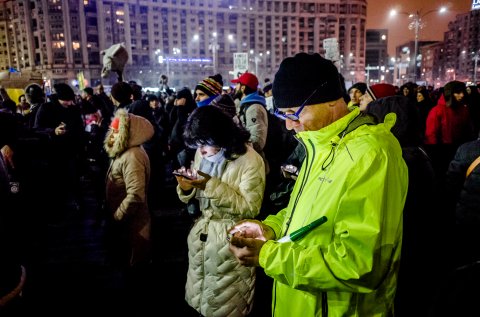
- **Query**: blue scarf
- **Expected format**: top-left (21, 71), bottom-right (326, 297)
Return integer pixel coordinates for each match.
top-left (196, 95), bottom-right (217, 107)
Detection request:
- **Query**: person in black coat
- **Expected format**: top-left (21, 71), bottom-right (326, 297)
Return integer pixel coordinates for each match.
top-left (445, 138), bottom-right (480, 266)
top-left (365, 95), bottom-right (443, 316)
top-left (34, 83), bottom-right (85, 215)
top-left (168, 87), bottom-right (196, 169)
top-left (0, 111), bottom-right (25, 313)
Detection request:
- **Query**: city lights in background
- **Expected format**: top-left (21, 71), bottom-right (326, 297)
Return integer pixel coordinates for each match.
top-left (388, 6), bottom-right (448, 82)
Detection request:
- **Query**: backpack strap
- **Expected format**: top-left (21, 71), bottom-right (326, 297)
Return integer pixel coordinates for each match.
top-left (466, 155), bottom-right (480, 178)
top-left (338, 113), bottom-right (378, 138)
top-left (238, 102), bottom-right (250, 126)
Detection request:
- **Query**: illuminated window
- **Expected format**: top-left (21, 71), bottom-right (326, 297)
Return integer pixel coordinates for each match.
top-left (53, 41), bottom-right (65, 49)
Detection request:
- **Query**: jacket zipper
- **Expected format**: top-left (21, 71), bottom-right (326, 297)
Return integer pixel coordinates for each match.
top-left (322, 292), bottom-right (328, 316)
top-left (282, 138), bottom-right (315, 236)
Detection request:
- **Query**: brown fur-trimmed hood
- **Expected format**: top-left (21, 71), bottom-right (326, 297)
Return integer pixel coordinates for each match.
top-left (104, 109), bottom-right (154, 158)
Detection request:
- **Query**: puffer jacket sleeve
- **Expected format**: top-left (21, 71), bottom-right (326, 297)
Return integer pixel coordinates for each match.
top-left (114, 149), bottom-right (148, 220)
top-left (176, 185), bottom-right (197, 204)
top-left (259, 148), bottom-right (407, 293)
top-left (202, 149), bottom-right (265, 218)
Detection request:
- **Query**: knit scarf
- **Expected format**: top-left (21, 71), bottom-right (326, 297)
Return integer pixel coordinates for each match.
top-left (195, 148), bottom-right (227, 211)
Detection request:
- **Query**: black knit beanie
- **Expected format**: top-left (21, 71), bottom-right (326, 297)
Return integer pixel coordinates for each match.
top-left (348, 82), bottom-right (367, 95)
top-left (53, 83), bottom-right (75, 101)
top-left (210, 94), bottom-right (237, 119)
top-left (444, 81), bottom-right (466, 107)
top-left (111, 82), bottom-right (133, 104)
top-left (272, 53), bottom-right (344, 108)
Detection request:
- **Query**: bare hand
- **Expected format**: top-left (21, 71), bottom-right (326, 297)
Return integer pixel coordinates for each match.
top-left (228, 236), bottom-right (266, 266)
top-left (55, 122), bottom-right (67, 135)
top-left (191, 170), bottom-right (211, 190)
top-left (174, 168), bottom-right (211, 191)
top-left (228, 220), bottom-right (275, 267)
top-left (228, 219), bottom-right (276, 241)
top-left (1, 145), bottom-right (14, 169)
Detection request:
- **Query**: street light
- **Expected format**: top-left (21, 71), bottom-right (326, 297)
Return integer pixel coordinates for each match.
top-left (248, 50), bottom-right (270, 78)
top-left (155, 49), bottom-right (170, 77)
top-left (195, 32), bottom-right (234, 75)
top-left (390, 6), bottom-right (447, 83)
top-left (473, 49), bottom-right (480, 84)
top-left (210, 32), bottom-right (218, 74)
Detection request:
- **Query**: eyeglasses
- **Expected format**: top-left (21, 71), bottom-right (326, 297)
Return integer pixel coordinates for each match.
top-left (274, 81), bottom-right (327, 121)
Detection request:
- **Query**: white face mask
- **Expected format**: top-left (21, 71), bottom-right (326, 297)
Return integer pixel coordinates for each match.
top-left (265, 96), bottom-right (273, 111)
top-left (204, 148), bottom-right (225, 163)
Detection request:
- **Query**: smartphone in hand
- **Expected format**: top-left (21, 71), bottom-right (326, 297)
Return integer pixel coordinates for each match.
top-left (281, 164), bottom-right (299, 179)
top-left (172, 171), bottom-right (195, 180)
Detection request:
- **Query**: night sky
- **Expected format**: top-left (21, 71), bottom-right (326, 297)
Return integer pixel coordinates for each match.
top-left (366, 0), bottom-right (472, 56)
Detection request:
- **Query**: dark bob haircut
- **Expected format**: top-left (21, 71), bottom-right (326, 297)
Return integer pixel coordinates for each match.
top-left (183, 106), bottom-right (251, 160)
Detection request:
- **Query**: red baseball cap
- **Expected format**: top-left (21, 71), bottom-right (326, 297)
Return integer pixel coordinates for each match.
top-left (231, 72), bottom-right (259, 90)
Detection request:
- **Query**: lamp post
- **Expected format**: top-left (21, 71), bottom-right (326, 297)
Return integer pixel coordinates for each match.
top-left (155, 49), bottom-right (170, 78)
top-left (210, 32), bottom-right (218, 74)
top-left (473, 49), bottom-right (479, 84)
top-left (249, 49), bottom-right (259, 75)
top-left (197, 32), bottom-right (234, 75)
top-left (390, 7), bottom-right (447, 83)
top-left (248, 50), bottom-right (270, 78)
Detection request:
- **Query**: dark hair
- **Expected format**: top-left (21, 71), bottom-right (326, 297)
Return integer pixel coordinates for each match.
top-left (146, 94), bottom-right (158, 102)
top-left (175, 87), bottom-right (196, 114)
top-left (263, 83), bottom-right (273, 93)
top-left (243, 85), bottom-right (256, 96)
top-left (111, 82), bottom-right (133, 104)
top-left (130, 83), bottom-right (143, 100)
top-left (25, 83), bottom-right (45, 104)
top-left (183, 106), bottom-right (250, 160)
top-left (83, 87), bottom-right (94, 96)
top-left (416, 88), bottom-right (431, 102)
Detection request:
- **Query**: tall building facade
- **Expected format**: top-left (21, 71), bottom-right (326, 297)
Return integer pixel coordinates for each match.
top-left (420, 42), bottom-right (444, 87)
top-left (394, 40), bottom-right (437, 85)
top-left (443, 8), bottom-right (480, 83)
top-left (0, 0), bottom-right (367, 89)
top-left (365, 29), bottom-right (388, 84)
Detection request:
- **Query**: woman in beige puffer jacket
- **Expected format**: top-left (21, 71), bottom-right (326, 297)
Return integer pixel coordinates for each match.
top-left (176, 106), bottom-right (265, 317)
top-left (104, 109), bottom-right (154, 268)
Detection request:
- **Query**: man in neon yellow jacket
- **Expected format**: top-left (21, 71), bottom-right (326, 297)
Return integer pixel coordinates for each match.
top-left (229, 53), bottom-right (408, 316)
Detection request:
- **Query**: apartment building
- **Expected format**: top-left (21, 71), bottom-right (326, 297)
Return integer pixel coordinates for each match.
top-left (443, 8), bottom-right (480, 83)
top-left (365, 29), bottom-right (388, 84)
top-left (0, 0), bottom-right (367, 89)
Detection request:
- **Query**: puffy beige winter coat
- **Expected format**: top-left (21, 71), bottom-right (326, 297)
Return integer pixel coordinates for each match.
top-left (105, 109), bottom-right (154, 267)
top-left (177, 145), bottom-right (265, 316)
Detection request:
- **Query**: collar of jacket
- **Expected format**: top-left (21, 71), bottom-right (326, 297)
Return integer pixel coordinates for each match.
top-left (240, 92), bottom-right (266, 107)
top-left (296, 108), bottom-right (360, 145)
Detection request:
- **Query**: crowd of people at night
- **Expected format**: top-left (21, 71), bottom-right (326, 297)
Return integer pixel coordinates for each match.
top-left (1, 52), bottom-right (480, 316)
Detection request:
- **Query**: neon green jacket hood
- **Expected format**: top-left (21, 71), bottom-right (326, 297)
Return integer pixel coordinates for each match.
top-left (260, 108), bottom-right (408, 316)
